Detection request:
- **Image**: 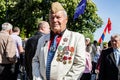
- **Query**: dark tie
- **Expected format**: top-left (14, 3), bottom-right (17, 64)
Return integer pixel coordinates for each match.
top-left (46, 35), bottom-right (58, 80)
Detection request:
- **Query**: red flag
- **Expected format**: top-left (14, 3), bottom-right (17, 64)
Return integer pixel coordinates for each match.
top-left (106, 18), bottom-right (112, 34)
top-left (98, 18), bottom-right (112, 44)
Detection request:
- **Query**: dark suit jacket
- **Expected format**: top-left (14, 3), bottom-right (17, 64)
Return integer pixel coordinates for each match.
top-left (25, 32), bottom-right (43, 80)
top-left (99, 47), bottom-right (120, 80)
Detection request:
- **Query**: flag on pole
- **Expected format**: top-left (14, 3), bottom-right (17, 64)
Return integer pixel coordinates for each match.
top-left (98, 18), bottom-right (112, 44)
top-left (73, 0), bottom-right (87, 20)
top-left (107, 18), bottom-right (112, 34)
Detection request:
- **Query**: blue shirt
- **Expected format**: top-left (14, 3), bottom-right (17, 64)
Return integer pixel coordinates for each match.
top-left (113, 48), bottom-right (120, 65)
top-left (11, 33), bottom-right (23, 58)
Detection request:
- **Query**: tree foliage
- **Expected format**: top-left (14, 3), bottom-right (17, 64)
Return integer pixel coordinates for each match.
top-left (0, 0), bottom-right (103, 41)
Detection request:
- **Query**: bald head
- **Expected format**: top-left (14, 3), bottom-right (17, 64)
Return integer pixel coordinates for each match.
top-left (38, 21), bottom-right (50, 34)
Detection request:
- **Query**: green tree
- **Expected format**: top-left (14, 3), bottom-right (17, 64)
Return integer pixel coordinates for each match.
top-left (64, 0), bottom-right (103, 41)
top-left (0, 0), bottom-right (7, 29)
top-left (0, 0), bottom-right (103, 40)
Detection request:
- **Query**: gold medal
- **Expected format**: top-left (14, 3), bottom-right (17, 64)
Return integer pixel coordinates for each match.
top-left (68, 60), bottom-right (72, 64)
top-left (70, 53), bottom-right (73, 56)
top-left (59, 58), bottom-right (63, 62)
top-left (63, 60), bottom-right (66, 64)
top-left (56, 58), bottom-right (60, 62)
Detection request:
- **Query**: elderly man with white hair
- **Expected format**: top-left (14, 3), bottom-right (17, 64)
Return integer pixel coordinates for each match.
top-left (99, 34), bottom-right (120, 80)
top-left (0, 22), bottom-right (16, 80)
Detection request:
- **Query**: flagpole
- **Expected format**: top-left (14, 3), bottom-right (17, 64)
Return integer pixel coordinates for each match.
top-left (98, 18), bottom-right (112, 46)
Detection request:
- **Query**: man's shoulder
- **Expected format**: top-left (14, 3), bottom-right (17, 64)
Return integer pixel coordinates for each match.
top-left (103, 47), bottom-right (113, 52)
top-left (68, 30), bottom-right (84, 37)
top-left (102, 47), bottom-right (113, 55)
top-left (28, 34), bottom-right (42, 41)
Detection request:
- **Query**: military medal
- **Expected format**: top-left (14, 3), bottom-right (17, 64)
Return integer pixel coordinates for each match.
top-left (65, 51), bottom-right (69, 55)
top-left (56, 58), bottom-right (60, 61)
top-left (58, 46), bottom-right (63, 51)
top-left (59, 58), bottom-right (63, 62)
top-left (63, 60), bottom-right (66, 64)
top-left (63, 37), bottom-right (68, 42)
top-left (63, 56), bottom-right (67, 60)
top-left (69, 47), bottom-right (74, 52)
top-left (68, 60), bottom-right (72, 64)
top-left (56, 45), bottom-right (74, 64)
top-left (63, 46), bottom-right (69, 52)
top-left (70, 53), bottom-right (73, 56)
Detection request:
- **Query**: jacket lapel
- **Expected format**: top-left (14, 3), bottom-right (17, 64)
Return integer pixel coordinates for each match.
top-left (109, 52), bottom-right (116, 66)
top-left (43, 34), bottom-right (50, 67)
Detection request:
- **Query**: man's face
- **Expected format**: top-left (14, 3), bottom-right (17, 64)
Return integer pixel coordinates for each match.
top-left (85, 40), bottom-right (90, 45)
top-left (49, 11), bottom-right (68, 34)
top-left (111, 37), bottom-right (120, 48)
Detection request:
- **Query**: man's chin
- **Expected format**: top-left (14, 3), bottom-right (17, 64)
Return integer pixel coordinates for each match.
top-left (52, 29), bottom-right (61, 34)
top-left (52, 27), bottom-right (60, 30)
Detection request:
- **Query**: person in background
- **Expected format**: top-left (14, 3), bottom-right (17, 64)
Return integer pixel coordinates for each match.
top-left (80, 38), bottom-right (92, 80)
top-left (98, 34), bottom-right (120, 80)
top-left (91, 40), bottom-right (100, 74)
top-left (22, 38), bottom-right (28, 49)
top-left (90, 40), bottom-right (101, 80)
top-left (25, 21), bottom-right (50, 80)
top-left (11, 27), bottom-right (24, 80)
top-left (32, 2), bottom-right (86, 80)
top-left (95, 40), bottom-right (112, 80)
top-left (96, 40), bottom-right (112, 71)
top-left (85, 38), bottom-right (92, 54)
top-left (0, 22), bottom-right (16, 80)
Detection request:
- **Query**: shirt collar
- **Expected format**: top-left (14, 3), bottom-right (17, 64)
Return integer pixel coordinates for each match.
top-left (114, 48), bottom-right (120, 53)
top-left (50, 29), bottom-right (66, 38)
top-left (117, 48), bottom-right (120, 52)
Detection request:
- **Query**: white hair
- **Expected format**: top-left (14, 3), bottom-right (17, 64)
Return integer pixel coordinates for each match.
top-left (2, 22), bottom-right (13, 30)
top-left (62, 10), bottom-right (68, 17)
top-left (85, 38), bottom-right (90, 41)
top-left (111, 34), bottom-right (120, 40)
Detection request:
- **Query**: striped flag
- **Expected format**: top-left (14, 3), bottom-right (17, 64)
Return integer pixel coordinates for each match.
top-left (98, 18), bottom-right (112, 44)
top-left (73, 0), bottom-right (87, 20)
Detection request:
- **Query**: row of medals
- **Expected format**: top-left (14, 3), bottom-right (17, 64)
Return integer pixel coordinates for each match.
top-left (56, 45), bottom-right (73, 64)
